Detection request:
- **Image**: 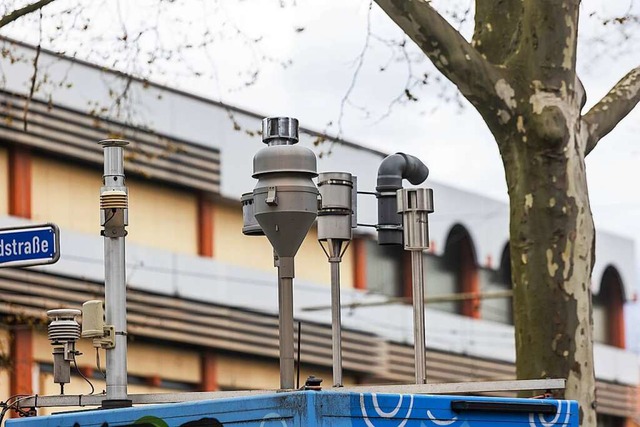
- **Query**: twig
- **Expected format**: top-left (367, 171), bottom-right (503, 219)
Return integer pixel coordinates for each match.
top-left (0, 0), bottom-right (55, 29)
top-left (23, 8), bottom-right (43, 132)
top-left (337, 0), bottom-right (374, 139)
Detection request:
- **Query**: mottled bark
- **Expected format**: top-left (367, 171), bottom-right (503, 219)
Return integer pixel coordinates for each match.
top-left (517, 0), bottom-right (579, 84)
top-left (370, 1), bottom-right (639, 425)
top-left (472, 0), bottom-right (523, 65)
top-left (584, 67), bottom-right (640, 155)
top-left (499, 105), bottom-right (596, 426)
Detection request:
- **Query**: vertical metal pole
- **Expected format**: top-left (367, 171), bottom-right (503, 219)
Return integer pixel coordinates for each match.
top-left (330, 260), bottom-right (343, 387)
top-left (105, 237), bottom-right (128, 399)
top-left (411, 250), bottom-right (427, 384)
top-left (398, 187), bottom-right (433, 385)
top-left (100, 140), bottom-right (129, 403)
top-left (278, 256), bottom-right (295, 389)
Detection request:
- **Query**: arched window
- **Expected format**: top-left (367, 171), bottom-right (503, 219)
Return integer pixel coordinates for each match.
top-left (592, 266), bottom-right (625, 348)
top-left (424, 224), bottom-right (479, 317)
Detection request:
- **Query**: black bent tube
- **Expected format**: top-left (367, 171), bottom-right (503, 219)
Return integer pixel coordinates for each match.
top-left (376, 153), bottom-right (429, 245)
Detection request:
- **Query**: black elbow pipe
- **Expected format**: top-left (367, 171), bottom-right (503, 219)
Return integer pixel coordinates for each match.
top-left (376, 153), bottom-right (429, 245)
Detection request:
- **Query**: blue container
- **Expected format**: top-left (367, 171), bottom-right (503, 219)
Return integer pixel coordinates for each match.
top-left (7, 391), bottom-right (578, 427)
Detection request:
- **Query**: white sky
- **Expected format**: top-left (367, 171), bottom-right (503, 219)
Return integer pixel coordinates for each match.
top-left (3, 0), bottom-right (640, 350)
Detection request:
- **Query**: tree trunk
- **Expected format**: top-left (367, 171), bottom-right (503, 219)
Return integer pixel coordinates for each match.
top-left (372, 3), bottom-right (640, 426)
top-left (500, 120), bottom-right (596, 426)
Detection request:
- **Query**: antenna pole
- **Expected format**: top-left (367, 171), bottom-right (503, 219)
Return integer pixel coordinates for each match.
top-left (397, 188), bottom-right (434, 385)
top-left (411, 250), bottom-right (427, 384)
top-left (330, 255), bottom-right (343, 386)
top-left (100, 139), bottom-right (131, 406)
top-left (278, 256), bottom-right (295, 389)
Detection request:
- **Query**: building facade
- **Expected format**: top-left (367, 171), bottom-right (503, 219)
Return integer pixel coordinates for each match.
top-left (0, 38), bottom-right (638, 425)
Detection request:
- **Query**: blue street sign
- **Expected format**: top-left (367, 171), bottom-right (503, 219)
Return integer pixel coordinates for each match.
top-left (0, 224), bottom-right (60, 268)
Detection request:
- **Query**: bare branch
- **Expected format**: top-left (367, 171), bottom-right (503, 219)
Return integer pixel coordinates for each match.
top-left (338, 0), bottom-right (373, 138)
top-left (23, 8), bottom-right (44, 132)
top-left (0, 0), bottom-right (56, 29)
top-left (373, 0), bottom-right (509, 121)
top-left (583, 66), bottom-right (640, 155)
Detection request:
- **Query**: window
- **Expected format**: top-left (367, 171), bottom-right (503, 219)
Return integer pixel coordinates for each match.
top-left (478, 269), bottom-right (513, 324)
top-left (479, 244), bottom-right (513, 324)
top-left (596, 413), bottom-right (625, 427)
top-left (364, 239), bottom-right (404, 297)
top-left (424, 253), bottom-right (458, 313)
top-left (592, 266), bottom-right (625, 348)
top-left (424, 224), bottom-right (479, 317)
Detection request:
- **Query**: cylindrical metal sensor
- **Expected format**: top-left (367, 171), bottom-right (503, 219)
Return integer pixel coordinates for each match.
top-left (317, 172), bottom-right (353, 244)
top-left (262, 117), bottom-right (299, 143)
top-left (241, 192), bottom-right (264, 236)
top-left (397, 188), bottom-right (434, 250)
top-left (316, 172), bottom-right (354, 387)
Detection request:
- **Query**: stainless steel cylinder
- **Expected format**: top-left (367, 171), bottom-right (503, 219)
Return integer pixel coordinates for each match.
top-left (397, 187), bottom-right (434, 384)
top-left (100, 139), bottom-right (128, 178)
top-left (241, 192), bottom-right (264, 236)
top-left (317, 172), bottom-right (353, 244)
top-left (397, 188), bottom-right (434, 250)
top-left (100, 139), bottom-right (130, 403)
top-left (330, 259), bottom-right (343, 387)
top-left (278, 257), bottom-right (295, 390)
top-left (411, 250), bottom-right (427, 384)
top-left (104, 237), bottom-right (128, 400)
top-left (262, 117), bottom-right (299, 143)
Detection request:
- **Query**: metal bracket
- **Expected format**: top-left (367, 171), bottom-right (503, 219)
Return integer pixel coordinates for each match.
top-left (102, 227), bottom-right (127, 238)
top-left (266, 186), bottom-right (278, 206)
top-left (93, 325), bottom-right (115, 349)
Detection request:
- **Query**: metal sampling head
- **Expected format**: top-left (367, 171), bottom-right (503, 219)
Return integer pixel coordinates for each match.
top-left (317, 172), bottom-right (354, 261)
top-left (397, 188), bottom-right (434, 251)
top-left (262, 117), bottom-right (299, 144)
top-left (252, 117), bottom-right (318, 258)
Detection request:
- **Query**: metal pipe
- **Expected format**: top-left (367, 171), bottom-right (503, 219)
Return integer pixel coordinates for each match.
top-left (398, 187), bottom-right (432, 385)
top-left (376, 153), bottom-right (429, 245)
top-left (14, 379), bottom-right (568, 409)
top-left (411, 250), bottom-right (427, 384)
top-left (100, 139), bottom-right (129, 403)
top-left (302, 290), bottom-right (514, 311)
top-left (104, 237), bottom-right (127, 399)
top-left (278, 256), bottom-right (295, 390)
top-left (330, 260), bottom-right (343, 387)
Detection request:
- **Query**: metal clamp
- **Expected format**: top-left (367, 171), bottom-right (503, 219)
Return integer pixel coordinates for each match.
top-left (93, 325), bottom-right (116, 349)
top-left (266, 186), bottom-right (278, 206)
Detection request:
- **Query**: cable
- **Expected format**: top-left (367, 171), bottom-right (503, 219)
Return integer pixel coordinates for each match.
top-left (0, 394), bottom-right (36, 422)
top-left (96, 347), bottom-right (106, 379)
top-left (72, 352), bottom-right (95, 395)
top-left (102, 209), bottom-right (117, 227)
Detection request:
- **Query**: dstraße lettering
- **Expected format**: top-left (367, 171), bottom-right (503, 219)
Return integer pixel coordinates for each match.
top-left (0, 236), bottom-right (49, 256)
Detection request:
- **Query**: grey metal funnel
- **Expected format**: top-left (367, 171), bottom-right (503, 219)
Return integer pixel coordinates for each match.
top-left (252, 117), bottom-right (318, 257)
